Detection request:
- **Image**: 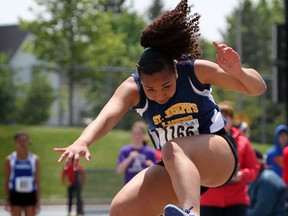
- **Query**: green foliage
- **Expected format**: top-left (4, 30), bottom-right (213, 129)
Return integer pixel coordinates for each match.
top-left (19, 0), bottom-right (147, 126)
top-left (0, 125), bottom-right (131, 199)
top-left (0, 55), bottom-right (16, 124)
top-left (20, 0), bottom-right (126, 67)
top-left (15, 70), bottom-right (55, 124)
top-left (147, 0), bottom-right (165, 21)
top-left (223, 0), bottom-right (284, 72)
top-left (220, 0), bottom-right (286, 142)
top-left (200, 39), bottom-right (217, 61)
top-left (110, 10), bottom-right (147, 65)
top-left (82, 10), bottom-right (147, 128)
top-left (0, 125), bottom-right (272, 200)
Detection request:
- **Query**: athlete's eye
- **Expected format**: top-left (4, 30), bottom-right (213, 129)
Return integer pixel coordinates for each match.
top-left (163, 86), bottom-right (170, 90)
top-left (147, 88), bottom-right (156, 93)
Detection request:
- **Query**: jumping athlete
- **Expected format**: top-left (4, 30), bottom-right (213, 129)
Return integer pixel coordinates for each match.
top-left (4, 132), bottom-right (41, 216)
top-left (54, 1), bottom-right (267, 215)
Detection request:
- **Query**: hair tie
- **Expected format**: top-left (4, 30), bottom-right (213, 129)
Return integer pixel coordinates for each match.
top-left (144, 47), bottom-right (152, 52)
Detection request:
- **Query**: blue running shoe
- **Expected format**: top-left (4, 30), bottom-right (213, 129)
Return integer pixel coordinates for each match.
top-left (164, 204), bottom-right (197, 216)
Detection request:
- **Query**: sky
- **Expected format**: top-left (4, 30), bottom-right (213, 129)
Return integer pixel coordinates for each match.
top-left (0, 0), bottom-right (240, 41)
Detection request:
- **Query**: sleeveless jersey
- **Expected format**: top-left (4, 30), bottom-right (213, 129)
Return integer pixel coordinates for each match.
top-left (9, 152), bottom-right (37, 193)
top-left (131, 60), bottom-right (225, 149)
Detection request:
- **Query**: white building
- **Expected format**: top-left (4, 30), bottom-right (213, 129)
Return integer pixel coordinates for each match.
top-left (0, 25), bottom-right (86, 125)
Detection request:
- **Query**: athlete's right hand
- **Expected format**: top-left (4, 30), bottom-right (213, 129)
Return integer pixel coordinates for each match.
top-left (53, 140), bottom-right (91, 170)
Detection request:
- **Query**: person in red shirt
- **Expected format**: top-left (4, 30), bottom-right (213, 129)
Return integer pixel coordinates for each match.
top-left (200, 102), bottom-right (260, 216)
top-left (62, 161), bottom-right (85, 216)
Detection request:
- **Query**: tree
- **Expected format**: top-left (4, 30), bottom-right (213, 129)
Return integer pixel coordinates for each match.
top-left (223, 0), bottom-right (284, 72)
top-left (20, 0), bottom-right (127, 125)
top-left (103, 0), bottom-right (126, 13)
top-left (0, 55), bottom-right (16, 124)
top-left (200, 39), bottom-right (217, 61)
top-left (16, 69), bottom-right (55, 124)
top-left (147, 0), bottom-right (165, 21)
top-left (83, 9), bottom-right (147, 129)
top-left (220, 0), bottom-right (285, 142)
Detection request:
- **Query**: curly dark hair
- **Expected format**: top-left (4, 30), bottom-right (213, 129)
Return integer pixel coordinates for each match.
top-left (140, 0), bottom-right (201, 61)
top-left (137, 0), bottom-right (201, 76)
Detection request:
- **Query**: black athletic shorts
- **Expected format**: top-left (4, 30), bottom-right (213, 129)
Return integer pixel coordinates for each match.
top-left (155, 128), bottom-right (238, 195)
top-left (9, 190), bottom-right (37, 206)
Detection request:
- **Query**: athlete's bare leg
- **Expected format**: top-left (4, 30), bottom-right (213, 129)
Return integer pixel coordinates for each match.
top-left (24, 206), bottom-right (36, 216)
top-left (110, 134), bottom-right (235, 216)
top-left (11, 206), bottom-right (22, 216)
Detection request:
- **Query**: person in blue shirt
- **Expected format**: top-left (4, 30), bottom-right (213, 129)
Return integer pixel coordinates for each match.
top-left (54, 0), bottom-right (266, 215)
top-left (248, 149), bottom-right (287, 216)
top-left (4, 132), bottom-right (41, 216)
top-left (266, 124), bottom-right (288, 177)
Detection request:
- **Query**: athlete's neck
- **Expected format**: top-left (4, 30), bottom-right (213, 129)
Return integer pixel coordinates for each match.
top-left (16, 150), bottom-right (29, 160)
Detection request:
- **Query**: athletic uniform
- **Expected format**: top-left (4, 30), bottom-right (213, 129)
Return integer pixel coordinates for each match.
top-left (9, 151), bottom-right (37, 206)
top-left (131, 60), bottom-right (238, 188)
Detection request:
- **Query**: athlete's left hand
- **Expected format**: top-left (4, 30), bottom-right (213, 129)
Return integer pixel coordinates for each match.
top-left (213, 41), bottom-right (242, 77)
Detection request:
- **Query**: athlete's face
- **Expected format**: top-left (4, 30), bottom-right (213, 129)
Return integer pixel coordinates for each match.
top-left (140, 69), bottom-right (178, 104)
top-left (279, 131), bottom-right (288, 148)
top-left (131, 126), bottom-right (145, 145)
top-left (15, 134), bottom-right (30, 150)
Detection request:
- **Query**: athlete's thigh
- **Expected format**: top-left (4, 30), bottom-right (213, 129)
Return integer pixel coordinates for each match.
top-left (24, 206), bottom-right (36, 216)
top-left (110, 164), bottom-right (178, 216)
top-left (166, 134), bottom-right (235, 187)
top-left (11, 206), bottom-right (22, 216)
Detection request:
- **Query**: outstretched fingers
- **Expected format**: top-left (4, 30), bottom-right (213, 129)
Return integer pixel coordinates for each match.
top-left (53, 148), bottom-right (69, 163)
top-left (54, 143), bottom-right (91, 170)
top-left (85, 151), bottom-right (91, 162)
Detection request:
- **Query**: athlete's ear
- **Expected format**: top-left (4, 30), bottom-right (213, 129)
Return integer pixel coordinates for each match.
top-left (173, 60), bottom-right (178, 79)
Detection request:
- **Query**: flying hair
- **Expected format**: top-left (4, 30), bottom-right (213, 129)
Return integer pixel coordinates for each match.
top-left (140, 0), bottom-right (201, 61)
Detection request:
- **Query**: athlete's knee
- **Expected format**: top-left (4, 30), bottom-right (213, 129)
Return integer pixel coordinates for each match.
top-left (110, 197), bottom-right (126, 216)
top-left (161, 140), bottom-right (183, 163)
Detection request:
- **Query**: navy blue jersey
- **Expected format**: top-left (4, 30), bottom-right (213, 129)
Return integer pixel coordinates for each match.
top-left (131, 60), bottom-right (225, 149)
top-left (9, 152), bottom-right (37, 193)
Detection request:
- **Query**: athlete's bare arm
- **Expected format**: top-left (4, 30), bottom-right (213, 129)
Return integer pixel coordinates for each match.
top-left (4, 156), bottom-right (11, 211)
top-left (194, 42), bottom-right (267, 96)
top-left (54, 77), bottom-right (140, 168)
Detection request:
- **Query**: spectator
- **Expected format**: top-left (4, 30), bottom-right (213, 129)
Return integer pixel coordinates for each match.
top-left (116, 121), bottom-right (157, 184)
top-left (266, 124), bottom-right (288, 177)
top-left (281, 126), bottom-right (288, 184)
top-left (248, 149), bottom-right (287, 216)
top-left (4, 132), bottom-right (41, 216)
top-left (238, 121), bottom-right (250, 139)
top-left (200, 102), bottom-right (260, 216)
top-left (62, 161), bottom-right (85, 216)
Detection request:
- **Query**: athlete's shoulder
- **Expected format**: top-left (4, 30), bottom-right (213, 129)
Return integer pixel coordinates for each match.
top-left (29, 152), bottom-right (39, 160)
top-left (5, 155), bottom-right (10, 162)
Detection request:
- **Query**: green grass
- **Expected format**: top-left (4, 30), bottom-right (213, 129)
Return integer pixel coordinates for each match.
top-left (0, 125), bottom-right (273, 201)
top-left (0, 125), bottom-right (130, 201)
